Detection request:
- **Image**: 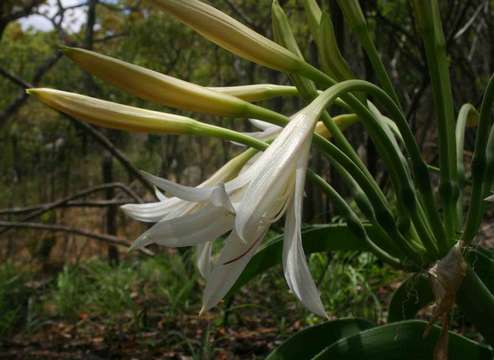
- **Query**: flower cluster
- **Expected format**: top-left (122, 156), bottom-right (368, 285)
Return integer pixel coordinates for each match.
top-left (28, 0), bottom-right (361, 317)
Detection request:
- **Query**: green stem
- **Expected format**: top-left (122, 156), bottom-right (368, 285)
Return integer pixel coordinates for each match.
top-left (207, 116), bottom-right (405, 266)
top-left (412, 0), bottom-right (458, 242)
top-left (463, 75), bottom-right (494, 244)
top-left (307, 171), bottom-right (402, 268)
top-left (332, 80), bottom-right (446, 255)
top-left (336, 0), bottom-right (400, 106)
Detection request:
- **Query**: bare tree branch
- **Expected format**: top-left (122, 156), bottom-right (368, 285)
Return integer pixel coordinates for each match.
top-left (66, 116), bottom-right (155, 194)
top-left (0, 200), bottom-right (130, 216)
top-left (0, 182), bottom-right (141, 235)
top-left (0, 52), bottom-right (63, 128)
top-left (0, 221), bottom-right (153, 256)
top-left (0, 58), bottom-right (155, 194)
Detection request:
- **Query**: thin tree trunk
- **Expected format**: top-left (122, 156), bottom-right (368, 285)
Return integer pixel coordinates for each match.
top-left (102, 153), bottom-right (119, 265)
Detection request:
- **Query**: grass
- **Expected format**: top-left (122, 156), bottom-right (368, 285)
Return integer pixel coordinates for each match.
top-left (0, 249), bottom-right (401, 358)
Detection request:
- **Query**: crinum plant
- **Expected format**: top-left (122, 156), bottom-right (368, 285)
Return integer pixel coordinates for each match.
top-left (28, 0), bottom-right (494, 358)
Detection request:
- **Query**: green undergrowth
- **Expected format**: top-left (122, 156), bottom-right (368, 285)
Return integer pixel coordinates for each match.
top-left (0, 248), bottom-right (401, 351)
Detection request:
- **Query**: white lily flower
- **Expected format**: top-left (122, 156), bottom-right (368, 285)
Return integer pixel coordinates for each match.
top-left (122, 149), bottom-right (256, 277)
top-left (125, 91), bottom-right (339, 316)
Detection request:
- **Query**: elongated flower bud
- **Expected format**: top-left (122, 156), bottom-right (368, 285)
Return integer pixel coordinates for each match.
top-left (28, 88), bottom-right (269, 150)
top-left (27, 88), bottom-right (200, 134)
top-left (315, 114), bottom-right (357, 139)
top-left (63, 47), bottom-right (247, 116)
top-left (148, 0), bottom-right (303, 72)
top-left (207, 84), bottom-right (298, 102)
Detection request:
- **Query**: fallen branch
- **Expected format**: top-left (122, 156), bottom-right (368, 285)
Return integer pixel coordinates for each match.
top-left (0, 221), bottom-right (153, 256)
top-left (0, 200), bottom-right (130, 216)
top-left (0, 182), bottom-right (142, 235)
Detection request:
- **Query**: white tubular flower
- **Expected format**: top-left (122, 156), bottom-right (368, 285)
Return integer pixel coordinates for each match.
top-left (229, 102), bottom-right (326, 317)
top-left (122, 149), bottom-right (256, 277)
top-left (125, 91), bottom-right (337, 316)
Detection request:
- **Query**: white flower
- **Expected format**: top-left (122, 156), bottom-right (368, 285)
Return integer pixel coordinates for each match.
top-left (125, 96), bottom-right (331, 317)
top-left (122, 150), bottom-right (255, 277)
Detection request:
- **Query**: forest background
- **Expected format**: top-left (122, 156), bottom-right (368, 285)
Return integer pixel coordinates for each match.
top-left (0, 0), bottom-right (493, 358)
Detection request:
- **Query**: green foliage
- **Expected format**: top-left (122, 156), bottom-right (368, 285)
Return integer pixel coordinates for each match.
top-left (266, 318), bottom-right (374, 360)
top-left (0, 263), bottom-right (33, 336)
top-left (313, 320), bottom-right (492, 360)
top-left (52, 265), bottom-right (91, 318)
top-left (227, 224), bottom-right (372, 297)
top-left (268, 319), bottom-right (492, 359)
top-left (315, 252), bottom-right (396, 322)
top-left (50, 255), bottom-right (201, 323)
top-left (387, 274), bottom-right (433, 323)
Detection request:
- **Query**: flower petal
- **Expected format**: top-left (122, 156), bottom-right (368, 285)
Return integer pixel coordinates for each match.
top-left (154, 187), bottom-right (167, 202)
top-left (235, 111), bottom-right (316, 241)
top-left (121, 199), bottom-right (196, 223)
top-left (196, 242), bottom-right (214, 278)
top-left (283, 141), bottom-right (326, 317)
top-left (130, 205), bottom-right (233, 249)
top-left (249, 118), bottom-right (280, 131)
top-left (201, 229), bottom-right (265, 312)
top-left (141, 171), bottom-right (234, 212)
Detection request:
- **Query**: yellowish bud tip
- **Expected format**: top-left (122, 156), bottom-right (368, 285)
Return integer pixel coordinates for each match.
top-left (198, 306), bottom-right (207, 317)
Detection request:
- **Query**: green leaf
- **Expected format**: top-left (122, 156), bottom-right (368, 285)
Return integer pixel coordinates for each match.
top-left (226, 224), bottom-right (372, 297)
top-left (457, 267), bottom-right (494, 346)
top-left (387, 248), bottom-right (494, 324)
top-left (266, 318), bottom-right (374, 360)
top-left (387, 274), bottom-right (433, 322)
top-left (313, 320), bottom-right (493, 359)
top-left (466, 248), bottom-right (494, 294)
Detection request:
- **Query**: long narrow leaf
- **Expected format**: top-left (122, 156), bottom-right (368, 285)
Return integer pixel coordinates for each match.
top-left (313, 320), bottom-right (493, 359)
top-left (387, 274), bottom-right (433, 323)
top-left (266, 319), bottom-right (374, 360)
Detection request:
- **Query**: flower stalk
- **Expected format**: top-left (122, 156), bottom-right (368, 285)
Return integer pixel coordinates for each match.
top-left (412, 0), bottom-right (458, 247)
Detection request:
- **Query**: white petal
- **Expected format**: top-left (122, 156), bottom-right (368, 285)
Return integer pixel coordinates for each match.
top-left (130, 205), bottom-right (233, 249)
top-left (230, 127), bottom-right (280, 147)
top-left (229, 120), bottom-right (278, 147)
top-left (121, 199), bottom-right (196, 222)
top-left (249, 118), bottom-right (279, 131)
top-left (283, 141), bottom-right (326, 317)
top-left (140, 171), bottom-right (234, 212)
top-left (485, 194), bottom-right (494, 202)
top-left (235, 111), bottom-right (316, 241)
top-left (154, 186), bottom-right (167, 201)
top-left (196, 242), bottom-right (213, 278)
top-left (201, 229), bottom-right (265, 312)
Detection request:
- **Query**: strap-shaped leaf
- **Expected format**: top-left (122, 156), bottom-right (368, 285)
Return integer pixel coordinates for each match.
top-left (387, 274), bottom-right (433, 322)
top-left (387, 249), bottom-right (494, 324)
top-left (313, 320), bottom-right (493, 359)
top-left (466, 248), bottom-right (494, 294)
top-left (266, 319), bottom-right (374, 360)
top-left (457, 267), bottom-right (494, 346)
top-left (226, 224), bottom-right (373, 297)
